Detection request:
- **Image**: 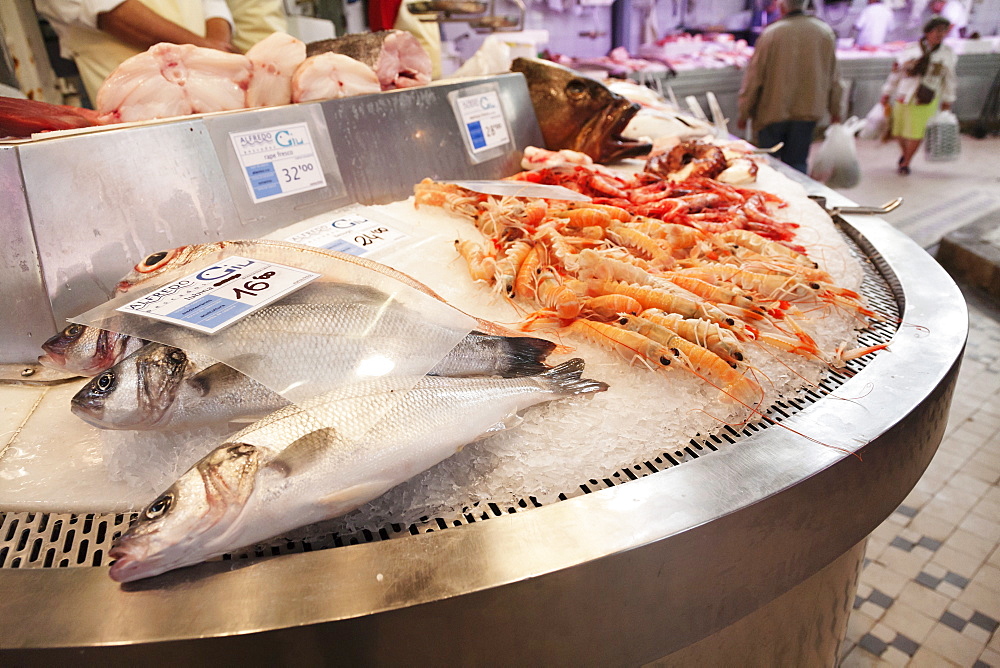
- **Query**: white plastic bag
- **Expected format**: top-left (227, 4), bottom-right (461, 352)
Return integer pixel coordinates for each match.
top-left (924, 110), bottom-right (961, 162)
top-left (809, 117), bottom-right (864, 188)
top-left (858, 102), bottom-right (890, 141)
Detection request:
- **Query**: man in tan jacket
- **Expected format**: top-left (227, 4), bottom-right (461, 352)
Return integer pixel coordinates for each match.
top-left (737, 0), bottom-right (843, 173)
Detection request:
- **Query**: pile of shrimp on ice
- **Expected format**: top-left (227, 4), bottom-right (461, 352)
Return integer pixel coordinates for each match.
top-left (413, 141), bottom-right (886, 416)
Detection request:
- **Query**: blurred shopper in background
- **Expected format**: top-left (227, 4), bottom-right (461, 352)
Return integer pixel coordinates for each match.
top-left (853, 0), bottom-right (895, 47)
top-left (737, 0), bottom-right (843, 173)
top-left (880, 16), bottom-right (957, 174)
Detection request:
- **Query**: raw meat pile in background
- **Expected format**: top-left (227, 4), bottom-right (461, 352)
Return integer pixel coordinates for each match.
top-left (0, 29), bottom-right (434, 137)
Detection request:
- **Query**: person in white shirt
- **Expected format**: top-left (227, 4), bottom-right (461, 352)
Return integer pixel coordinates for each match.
top-left (35, 0), bottom-right (236, 102)
top-left (854, 0), bottom-right (895, 47)
top-left (930, 0), bottom-right (968, 36)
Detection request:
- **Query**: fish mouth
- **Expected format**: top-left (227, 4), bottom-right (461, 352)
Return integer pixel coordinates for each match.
top-left (589, 98), bottom-right (652, 162)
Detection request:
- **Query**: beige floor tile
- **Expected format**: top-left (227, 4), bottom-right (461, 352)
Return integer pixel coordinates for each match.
top-left (956, 581), bottom-right (1000, 619)
top-left (907, 646), bottom-right (960, 667)
top-left (930, 545), bottom-right (985, 579)
top-left (944, 472), bottom-right (992, 499)
top-left (846, 608), bottom-right (879, 643)
top-left (907, 512), bottom-right (958, 542)
top-left (961, 621), bottom-right (991, 644)
top-left (945, 528), bottom-right (996, 563)
top-left (932, 484), bottom-right (985, 513)
top-left (970, 449), bottom-right (1000, 470)
top-left (980, 646), bottom-right (1000, 666)
top-left (879, 646), bottom-right (910, 667)
top-left (922, 623), bottom-right (987, 666)
top-left (972, 562), bottom-right (1000, 593)
top-left (902, 488), bottom-right (933, 510)
top-left (860, 562), bottom-right (914, 598)
top-left (897, 580), bottom-right (952, 620)
top-left (992, 629), bottom-right (1000, 651)
top-left (958, 513), bottom-right (1000, 543)
top-left (859, 600), bottom-right (886, 621)
top-left (878, 545), bottom-right (933, 579)
top-left (879, 600), bottom-right (937, 644)
top-left (840, 645), bottom-right (891, 667)
top-left (972, 494), bottom-right (1000, 521)
top-left (936, 581), bottom-right (963, 599)
top-left (946, 600), bottom-right (976, 619)
top-left (919, 498), bottom-right (970, 525)
top-left (989, 545), bottom-right (1000, 568)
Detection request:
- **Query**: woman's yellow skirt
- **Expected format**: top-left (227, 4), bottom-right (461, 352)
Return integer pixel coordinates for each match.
top-left (891, 99), bottom-right (940, 140)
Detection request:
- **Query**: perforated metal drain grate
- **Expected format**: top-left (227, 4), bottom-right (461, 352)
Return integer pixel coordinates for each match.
top-left (0, 221), bottom-right (901, 570)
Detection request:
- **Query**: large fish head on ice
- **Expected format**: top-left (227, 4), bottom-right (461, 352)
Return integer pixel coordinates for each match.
top-left (71, 344), bottom-right (193, 429)
top-left (510, 57), bottom-right (651, 164)
top-left (108, 442), bottom-right (261, 583)
top-left (38, 323), bottom-right (137, 376)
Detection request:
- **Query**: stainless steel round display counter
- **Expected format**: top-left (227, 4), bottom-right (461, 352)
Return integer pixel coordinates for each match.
top-left (0, 183), bottom-right (966, 665)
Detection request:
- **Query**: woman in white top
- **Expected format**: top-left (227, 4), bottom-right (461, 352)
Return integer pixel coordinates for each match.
top-left (880, 16), bottom-right (957, 174)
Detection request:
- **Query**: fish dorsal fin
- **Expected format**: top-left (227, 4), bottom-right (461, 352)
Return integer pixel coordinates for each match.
top-left (186, 363), bottom-right (244, 396)
top-left (316, 480), bottom-right (395, 516)
top-left (268, 426), bottom-right (341, 477)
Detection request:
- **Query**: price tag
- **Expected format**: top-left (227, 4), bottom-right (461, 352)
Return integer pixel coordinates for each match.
top-left (285, 212), bottom-right (409, 257)
top-left (116, 257), bottom-right (320, 334)
top-left (455, 90), bottom-right (511, 154)
top-left (230, 123), bottom-right (328, 203)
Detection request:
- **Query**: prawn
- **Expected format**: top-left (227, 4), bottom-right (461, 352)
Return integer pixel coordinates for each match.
top-left (582, 294), bottom-right (644, 321)
top-left (494, 240), bottom-right (534, 298)
top-left (639, 308), bottom-right (745, 364)
top-left (454, 239), bottom-right (497, 284)
top-left (535, 267), bottom-right (582, 319)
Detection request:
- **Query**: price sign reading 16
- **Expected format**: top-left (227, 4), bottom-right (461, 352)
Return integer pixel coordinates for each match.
top-left (233, 271), bottom-right (276, 299)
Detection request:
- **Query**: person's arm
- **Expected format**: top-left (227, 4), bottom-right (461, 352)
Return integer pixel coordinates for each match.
top-left (96, 0), bottom-right (236, 51)
top-left (828, 48), bottom-right (844, 124)
top-left (202, 0), bottom-right (236, 51)
top-left (880, 56), bottom-right (905, 104)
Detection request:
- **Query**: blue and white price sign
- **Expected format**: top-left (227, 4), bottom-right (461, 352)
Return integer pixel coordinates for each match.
top-left (285, 211), bottom-right (409, 257)
top-left (230, 123), bottom-right (327, 203)
top-left (116, 257), bottom-right (320, 334)
top-left (455, 90), bottom-right (510, 154)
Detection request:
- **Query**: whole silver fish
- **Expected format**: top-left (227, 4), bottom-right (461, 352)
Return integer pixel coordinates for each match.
top-left (72, 332), bottom-right (557, 430)
top-left (39, 240), bottom-right (558, 376)
top-left (108, 359), bottom-right (608, 582)
top-left (71, 344), bottom-right (288, 430)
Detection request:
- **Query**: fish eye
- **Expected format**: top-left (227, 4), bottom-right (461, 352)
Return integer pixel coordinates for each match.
top-left (145, 493), bottom-right (173, 520)
top-left (168, 349), bottom-right (187, 364)
top-left (143, 251), bottom-right (169, 267)
top-left (566, 79), bottom-right (588, 99)
top-left (95, 372), bottom-right (116, 394)
top-left (63, 324), bottom-right (83, 338)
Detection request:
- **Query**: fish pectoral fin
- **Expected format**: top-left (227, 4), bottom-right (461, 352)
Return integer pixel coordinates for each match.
top-left (186, 363), bottom-right (244, 396)
top-left (317, 480), bottom-right (394, 515)
top-left (267, 427), bottom-right (342, 477)
top-left (475, 411), bottom-right (525, 442)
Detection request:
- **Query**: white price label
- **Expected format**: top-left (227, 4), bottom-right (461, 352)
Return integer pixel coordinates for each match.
top-left (455, 91), bottom-right (510, 154)
top-left (285, 213), bottom-right (408, 256)
top-left (116, 257), bottom-right (320, 334)
top-left (230, 123), bottom-right (327, 203)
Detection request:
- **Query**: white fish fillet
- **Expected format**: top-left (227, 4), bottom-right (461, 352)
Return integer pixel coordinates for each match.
top-left (108, 360), bottom-right (607, 581)
top-left (291, 53), bottom-right (381, 103)
top-left (246, 32), bottom-right (307, 108)
top-left (97, 43), bottom-right (252, 123)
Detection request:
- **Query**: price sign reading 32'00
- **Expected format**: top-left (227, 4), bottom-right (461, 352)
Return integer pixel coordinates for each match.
top-left (230, 123), bottom-right (328, 203)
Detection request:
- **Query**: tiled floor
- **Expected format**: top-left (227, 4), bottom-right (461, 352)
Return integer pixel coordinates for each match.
top-left (824, 135), bottom-right (1000, 667)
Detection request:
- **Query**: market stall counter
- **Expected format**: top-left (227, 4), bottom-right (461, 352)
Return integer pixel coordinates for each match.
top-left (0, 74), bottom-right (965, 664)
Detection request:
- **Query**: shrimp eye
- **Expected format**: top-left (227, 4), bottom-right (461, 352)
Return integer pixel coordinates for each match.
top-left (145, 493), bottom-right (173, 520)
top-left (659, 356), bottom-right (671, 366)
top-left (734, 352), bottom-right (744, 361)
top-left (94, 371), bottom-right (116, 394)
top-left (670, 348), bottom-right (681, 356)
top-left (725, 318), bottom-right (736, 326)
top-left (809, 282), bottom-right (821, 290)
top-left (619, 317), bottom-right (628, 324)
top-left (63, 324), bottom-right (83, 338)
top-left (143, 251), bottom-right (168, 267)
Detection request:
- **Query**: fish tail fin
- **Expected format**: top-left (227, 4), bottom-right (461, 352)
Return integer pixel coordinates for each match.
top-left (538, 358), bottom-right (609, 396)
top-left (496, 335), bottom-right (558, 376)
